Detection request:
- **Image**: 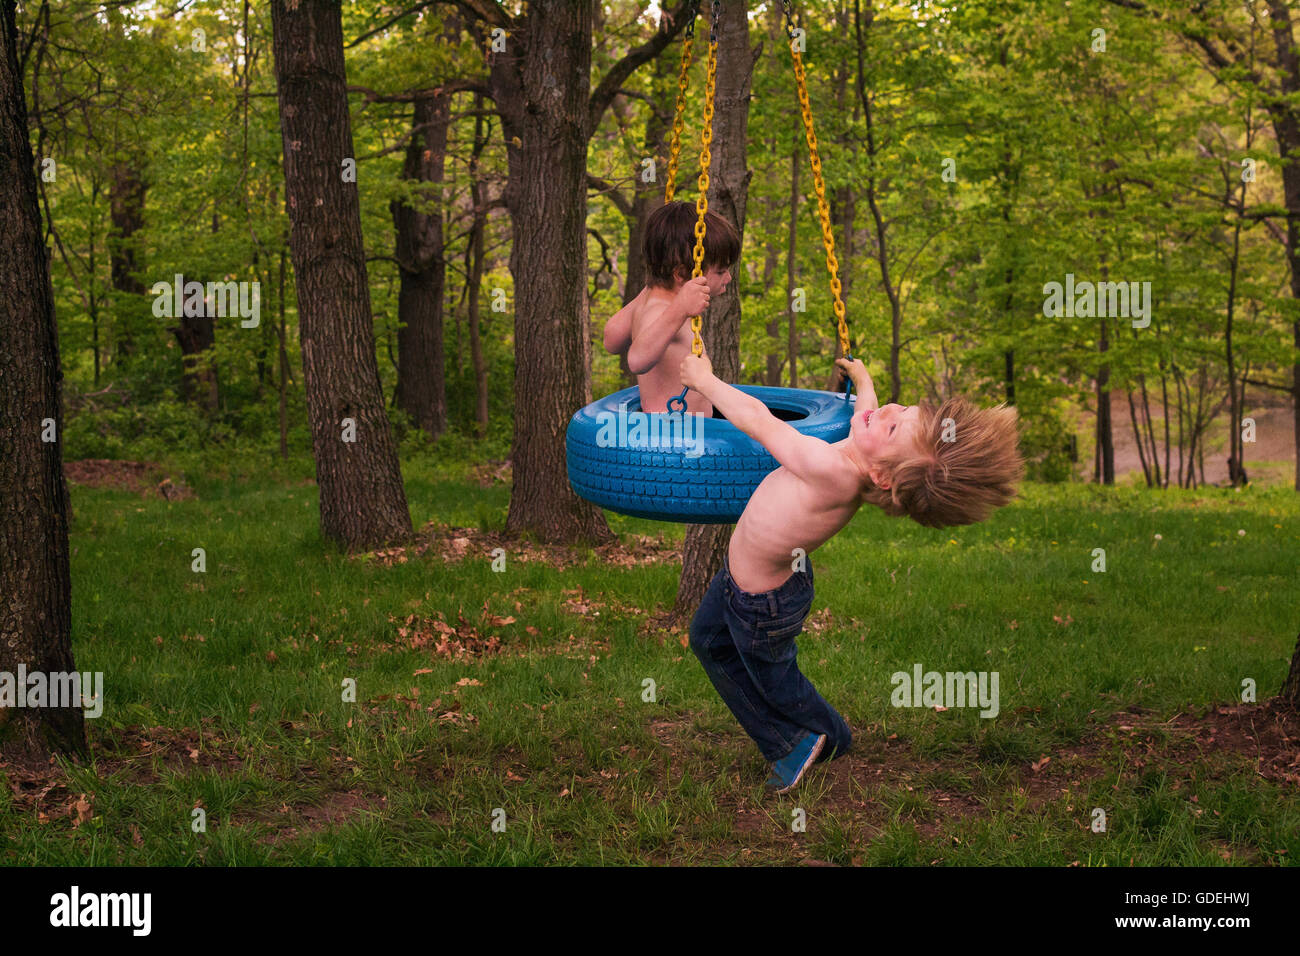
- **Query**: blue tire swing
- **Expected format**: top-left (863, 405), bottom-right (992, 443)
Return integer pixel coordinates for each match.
top-left (567, 0), bottom-right (856, 523)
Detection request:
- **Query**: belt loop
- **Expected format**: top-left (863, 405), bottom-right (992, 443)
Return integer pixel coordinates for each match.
top-left (767, 591), bottom-right (778, 615)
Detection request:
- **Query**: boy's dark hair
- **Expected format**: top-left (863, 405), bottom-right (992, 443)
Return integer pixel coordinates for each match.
top-left (643, 200), bottom-right (741, 288)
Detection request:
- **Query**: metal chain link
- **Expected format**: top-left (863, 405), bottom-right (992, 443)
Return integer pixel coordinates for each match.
top-left (686, 0), bottom-right (722, 358)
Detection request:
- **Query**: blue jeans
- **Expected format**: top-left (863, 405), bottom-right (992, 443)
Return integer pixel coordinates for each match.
top-left (689, 555), bottom-right (852, 764)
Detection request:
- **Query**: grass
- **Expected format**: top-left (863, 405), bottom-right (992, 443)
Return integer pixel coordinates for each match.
top-left (2, 454), bottom-right (1298, 865)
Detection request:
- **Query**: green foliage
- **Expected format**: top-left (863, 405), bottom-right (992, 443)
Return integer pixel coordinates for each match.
top-left (1017, 397), bottom-right (1077, 483)
top-left (17, 0), bottom-right (1297, 482)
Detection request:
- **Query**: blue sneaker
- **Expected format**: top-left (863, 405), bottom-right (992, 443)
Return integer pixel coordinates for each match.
top-left (765, 733), bottom-right (826, 794)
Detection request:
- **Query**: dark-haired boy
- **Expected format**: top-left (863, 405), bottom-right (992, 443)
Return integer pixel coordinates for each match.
top-left (604, 200), bottom-right (741, 414)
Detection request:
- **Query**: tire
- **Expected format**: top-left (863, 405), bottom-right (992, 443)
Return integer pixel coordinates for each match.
top-left (566, 385), bottom-right (855, 523)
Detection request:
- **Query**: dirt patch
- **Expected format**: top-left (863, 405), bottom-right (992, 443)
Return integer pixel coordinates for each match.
top-left (631, 699), bottom-right (1299, 860)
top-left (240, 788), bottom-right (386, 845)
top-left (1099, 699), bottom-right (1300, 786)
top-left (1, 721), bottom-right (244, 828)
top-left (0, 758), bottom-right (86, 825)
top-left (91, 722), bottom-right (246, 782)
top-left (360, 522), bottom-right (679, 571)
top-left (64, 459), bottom-right (194, 500)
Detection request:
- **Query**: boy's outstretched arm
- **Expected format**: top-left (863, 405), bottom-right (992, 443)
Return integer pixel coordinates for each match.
top-left (681, 353), bottom-right (853, 489)
top-left (627, 277), bottom-right (710, 374)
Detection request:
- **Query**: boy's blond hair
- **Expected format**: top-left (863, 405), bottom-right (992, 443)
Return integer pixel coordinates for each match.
top-left (861, 397), bottom-right (1025, 528)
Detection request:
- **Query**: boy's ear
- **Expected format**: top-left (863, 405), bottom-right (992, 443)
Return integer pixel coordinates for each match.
top-left (867, 464), bottom-right (890, 490)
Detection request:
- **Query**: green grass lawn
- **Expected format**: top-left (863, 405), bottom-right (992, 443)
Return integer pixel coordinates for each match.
top-left (3, 457), bottom-right (1298, 865)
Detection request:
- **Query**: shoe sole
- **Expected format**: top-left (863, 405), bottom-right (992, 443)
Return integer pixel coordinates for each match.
top-left (776, 734), bottom-right (825, 794)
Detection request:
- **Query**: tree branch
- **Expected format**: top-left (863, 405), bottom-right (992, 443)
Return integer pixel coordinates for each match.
top-left (588, 0), bottom-right (693, 137)
top-left (586, 174), bottom-right (633, 217)
top-left (347, 2), bottom-right (438, 48)
top-left (441, 0), bottom-right (511, 30)
top-left (348, 78), bottom-right (492, 103)
top-left (1243, 376), bottom-right (1295, 393)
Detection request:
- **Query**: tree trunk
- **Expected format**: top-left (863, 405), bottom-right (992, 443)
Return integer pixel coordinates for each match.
top-left (672, 0), bottom-right (755, 621)
top-left (392, 92), bottom-right (450, 440)
top-left (277, 244), bottom-right (289, 459)
top-left (490, 2), bottom-right (613, 545)
top-left (1161, 369), bottom-right (1171, 488)
top-left (271, 0), bottom-right (411, 550)
top-left (1096, 317), bottom-right (1114, 484)
top-left (467, 96), bottom-right (489, 437)
top-left (1127, 390), bottom-right (1151, 486)
top-left (1280, 631), bottom-right (1300, 710)
top-left (832, 6), bottom-right (855, 311)
top-left (1261, 1), bottom-right (1300, 492)
top-left (854, 0), bottom-right (902, 402)
top-left (763, 3), bottom-right (783, 388)
top-left (108, 161), bottom-right (145, 359)
top-left (0, 0), bottom-right (84, 763)
top-left (172, 300), bottom-right (218, 412)
top-left (763, 232), bottom-right (781, 385)
top-left (626, 52), bottom-right (671, 307)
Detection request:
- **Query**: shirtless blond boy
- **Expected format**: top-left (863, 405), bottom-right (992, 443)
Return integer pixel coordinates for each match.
top-left (679, 351), bottom-right (1025, 792)
top-left (604, 201), bottom-right (741, 414)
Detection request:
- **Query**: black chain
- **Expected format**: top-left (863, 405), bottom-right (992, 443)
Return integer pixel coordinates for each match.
top-left (710, 0), bottom-right (721, 44)
top-left (685, 0), bottom-right (698, 39)
top-left (781, 0), bottom-right (797, 40)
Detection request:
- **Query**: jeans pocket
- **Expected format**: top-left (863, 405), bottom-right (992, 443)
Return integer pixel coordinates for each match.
top-left (748, 614), bottom-right (804, 662)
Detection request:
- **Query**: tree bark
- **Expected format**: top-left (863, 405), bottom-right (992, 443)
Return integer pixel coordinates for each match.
top-left (392, 92), bottom-right (450, 441)
top-left (455, 2), bottom-right (685, 543)
top-left (490, 2), bottom-right (614, 545)
top-left (672, 1), bottom-right (755, 621)
top-left (108, 161), bottom-right (145, 360)
top-left (1280, 631), bottom-right (1300, 710)
top-left (0, 0), bottom-right (84, 763)
top-left (625, 52), bottom-right (671, 307)
top-left (277, 245), bottom-right (289, 459)
top-left (1263, 0), bottom-right (1300, 493)
top-left (1096, 317), bottom-right (1114, 484)
top-left (271, 0), bottom-right (411, 551)
top-left (171, 296), bottom-right (218, 413)
top-left (467, 94), bottom-right (489, 437)
top-left (854, 0), bottom-right (902, 402)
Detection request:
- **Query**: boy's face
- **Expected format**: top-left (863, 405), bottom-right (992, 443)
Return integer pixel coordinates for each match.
top-left (851, 402), bottom-right (923, 477)
top-left (673, 264), bottom-right (731, 297)
top-left (702, 264), bottom-right (731, 296)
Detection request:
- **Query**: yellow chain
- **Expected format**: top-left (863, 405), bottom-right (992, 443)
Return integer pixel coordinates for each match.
top-left (790, 45), bottom-right (850, 359)
top-left (686, 38), bottom-right (718, 357)
top-left (664, 35), bottom-right (694, 203)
